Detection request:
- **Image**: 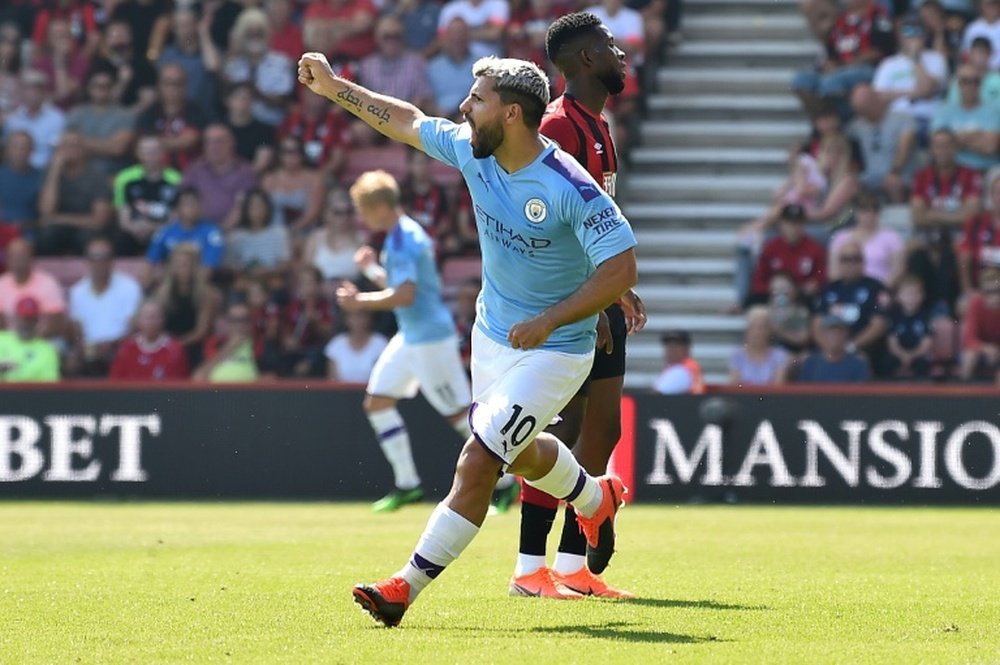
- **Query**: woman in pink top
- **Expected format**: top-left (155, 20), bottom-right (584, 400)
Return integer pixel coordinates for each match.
top-left (829, 190), bottom-right (904, 287)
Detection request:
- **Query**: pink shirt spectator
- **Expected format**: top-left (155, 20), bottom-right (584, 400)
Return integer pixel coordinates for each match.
top-left (830, 227), bottom-right (904, 285)
top-left (182, 158), bottom-right (257, 226)
top-left (438, 0), bottom-right (509, 54)
top-left (358, 52), bottom-right (432, 104)
top-left (0, 268), bottom-right (66, 317)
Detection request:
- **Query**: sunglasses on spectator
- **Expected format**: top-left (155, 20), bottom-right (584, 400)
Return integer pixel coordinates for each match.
top-left (840, 255), bottom-right (863, 263)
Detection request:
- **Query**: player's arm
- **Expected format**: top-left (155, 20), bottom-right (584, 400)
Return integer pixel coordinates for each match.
top-left (508, 248), bottom-right (637, 350)
top-left (337, 280), bottom-right (416, 311)
top-left (298, 52), bottom-right (427, 151)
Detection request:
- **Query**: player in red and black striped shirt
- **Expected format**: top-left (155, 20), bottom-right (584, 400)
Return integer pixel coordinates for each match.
top-left (509, 11), bottom-right (646, 601)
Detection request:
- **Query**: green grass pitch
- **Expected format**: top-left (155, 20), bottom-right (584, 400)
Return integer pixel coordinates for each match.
top-left (1, 502), bottom-right (997, 664)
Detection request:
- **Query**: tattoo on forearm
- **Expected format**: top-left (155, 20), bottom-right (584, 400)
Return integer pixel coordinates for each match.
top-left (367, 104), bottom-right (391, 125)
top-left (336, 87), bottom-right (363, 112)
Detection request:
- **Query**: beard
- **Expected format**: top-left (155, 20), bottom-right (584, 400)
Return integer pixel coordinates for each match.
top-left (471, 119), bottom-right (504, 159)
top-left (598, 68), bottom-right (627, 95)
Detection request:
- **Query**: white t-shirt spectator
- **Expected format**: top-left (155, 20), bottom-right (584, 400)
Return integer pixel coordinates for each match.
top-left (653, 364), bottom-right (694, 394)
top-left (3, 103), bottom-right (66, 170)
top-left (586, 5), bottom-right (644, 57)
top-left (962, 18), bottom-right (1000, 69)
top-left (69, 272), bottom-right (143, 345)
top-left (223, 52), bottom-right (296, 125)
top-left (872, 50), bottom-right (948, 120)
top-left (324, 332), bottom-right (389, 383)
top-left (438, 0), bottom-right (509, 54)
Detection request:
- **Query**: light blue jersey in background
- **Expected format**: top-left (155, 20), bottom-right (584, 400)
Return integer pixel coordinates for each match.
top-left (418, 117), bottom-right (637, 355)
top-left (383, 214), bottom-right (457, 344)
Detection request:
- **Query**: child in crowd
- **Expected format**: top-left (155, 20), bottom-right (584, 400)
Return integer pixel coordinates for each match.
top-left (883, 275), bottom-right (934, 379)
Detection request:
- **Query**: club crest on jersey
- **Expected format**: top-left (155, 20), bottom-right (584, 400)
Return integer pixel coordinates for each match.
top-left (524, 198), bottom-right (547, 223)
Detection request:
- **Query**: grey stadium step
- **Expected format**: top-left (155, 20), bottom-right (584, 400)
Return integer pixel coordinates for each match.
top-left (636, 257), bottom-right (734, 278)
top-left (645, 314), bottom-right (746, 333)
top-left (683, 14), bottom-right (809, 40)
top-left (657, 67), bottom-right (797, 95)
top-left (641, 120), bottom-right (810, 148)
top-left (670, 40), bottom-right (820, 67)
top-left (630, 147), bottom-right (789, 175)
top-left (625, 202), bottom-right (763, 227)
top-left (626, 174), bottom-right (783, 203)
top-left (633, 284), bottom-right (735, 312)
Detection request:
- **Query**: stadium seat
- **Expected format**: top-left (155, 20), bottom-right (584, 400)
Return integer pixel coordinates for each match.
top-left (429, 160), bottom-right (463, 189)
top-left (441, 256), bottom-right (482, 290)
top-left (341, 144), bottom-right (409, 185)
top-left (35, 258), bottom-right (88, 289)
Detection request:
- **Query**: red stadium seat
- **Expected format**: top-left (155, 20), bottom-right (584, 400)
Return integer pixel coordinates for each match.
top-left (341, 144), bottom-right (409, 185)
top-left (441, 256), bottom-right (482, 289)
top-left (35, 258), bottom-right (87, 289)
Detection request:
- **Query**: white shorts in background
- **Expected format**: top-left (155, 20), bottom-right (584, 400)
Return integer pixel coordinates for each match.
top-left (469, 326), bottom-right (593, 466)
top-left (367, 334), bottom-right (472, 416)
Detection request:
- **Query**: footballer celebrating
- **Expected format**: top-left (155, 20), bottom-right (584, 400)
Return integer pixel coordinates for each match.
top-left (298, 49), bottom-right (638, 626)
top-left (511, 12), bottom-right (646, 601)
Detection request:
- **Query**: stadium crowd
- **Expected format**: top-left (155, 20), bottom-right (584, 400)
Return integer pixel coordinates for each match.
top-left (723, 0), bottom-right (1000, 386)
top-left (0, 0), bottom-right (664, 383)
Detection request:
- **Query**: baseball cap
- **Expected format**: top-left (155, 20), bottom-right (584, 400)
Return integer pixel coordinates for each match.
top-left (820, 313), bottom-right (850, 329)
top-left (780, 203), bottom-right (807, 222)
top-left (661, 330), bottom-right (691, 345)
top-left (15, 296), bottom-right (40, 319)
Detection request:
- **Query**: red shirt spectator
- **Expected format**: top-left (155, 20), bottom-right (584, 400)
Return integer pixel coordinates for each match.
top-left (912, 164), bottom-right (982, 212)
top-left (751, 204), bottom-right (826, 297)
top-left (279, 94), bottom-right (353, 172)
top-left (110, 334), bottom-right (190, 379)
top-left (283, 296), bottom-right (336, 349)
top-left (32, 1), bottom-right (97, 48)
top-left (961, 291), bottom-right (1000, 351)
top-left (827, 2), bottom-right (894, 66)
top-left (958, 212), bottom-right (1000, 289)
top-left (303, 0), bottom-right (378, 61)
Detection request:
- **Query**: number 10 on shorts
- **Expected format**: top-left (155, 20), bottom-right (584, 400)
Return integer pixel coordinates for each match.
top-left (500, 404), bottom-right (536, 454)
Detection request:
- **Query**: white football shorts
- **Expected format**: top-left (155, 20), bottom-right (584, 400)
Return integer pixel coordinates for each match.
top-left (367, 333), bottom-right (472, 416)
top-left (469, 325), bottom-right (593, 466)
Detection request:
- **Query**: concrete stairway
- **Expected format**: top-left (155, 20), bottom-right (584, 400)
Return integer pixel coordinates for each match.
top-left (622, 0), bottom-right (820, 387)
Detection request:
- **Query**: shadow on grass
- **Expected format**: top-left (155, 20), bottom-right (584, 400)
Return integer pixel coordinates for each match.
top-left (530, 621), bottom-right (724, 644)
top-left (626, 597), bottom-right (767, 611)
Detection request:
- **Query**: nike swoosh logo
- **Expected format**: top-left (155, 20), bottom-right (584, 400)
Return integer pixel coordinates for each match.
top-left (562, 584), bottom-right (594, 596)
top-left (511, 583), bottom-right (541, 597)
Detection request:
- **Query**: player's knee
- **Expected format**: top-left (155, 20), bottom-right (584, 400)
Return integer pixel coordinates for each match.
top-left (455, 439), bottom-right (504, 488)
top-left (364, 394), bottom-right (396, 413)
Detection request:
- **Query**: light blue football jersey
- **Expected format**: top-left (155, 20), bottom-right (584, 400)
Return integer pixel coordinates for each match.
top-left (419, 117), bottom-right (637, 354)
top-left (382, 214), bottom-right (457, 344)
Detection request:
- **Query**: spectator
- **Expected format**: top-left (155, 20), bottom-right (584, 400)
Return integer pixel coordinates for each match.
top-left (767, 272), bottom-right (813, 353)
top-left (800, 103), bottom-right (863, 223)
top-left (225, 187), bottom-right (290, 277)
top-left (222, 8), bottom-right (295, 127)
top-left (0, 238), bottom-right (66, 337)
top-left (931, 63), bottom-right (1000, 174)
top-left (0, 296), bottom-right (59, 382)
top-left (147, 186), bottom-right (225, 269)
top-left (848, 84), bottom-right (916, 202)
top-left (244, 277), bottom-right (282, 375)
top-left (325, 309), bottom-right (388, 382)
top-left (428, 18), bottom-right (484, 117)
top-left (153, 242), bottom-right (218, 367)
top-left (67, 236), bottom-right (143, 375)
top-left (652, 330), bottom-right (704, 394)
top-left (278, 89), bottom-right (352, 179)
top-left (0, 132), bottom-right (42, 236)
top-left (918, 0), bottom-right (966, 71)
top-left (947, 36), bottom-right (1000, 109)
top-left (30, 0), bottom-right (99, 54)
top-left (280, 265), bottom-right (336, 377)
top-left (445, 187), bottom-right (482, 260)
top-left (0, 21), bottom-right (24, 121)
top-left (182, 123), bottom-right (257, 227)
top-left (586, 0), bottom-right (645, 62)
top-left (958, 173), bottom-right (1000, 295)
top-left (829, 190), bottom-right (905, 286)
top-left (66, 67), bottom-right (137, 177)
top-left (3, 69), bottom-right (66, 170)
top-left (266, 0), bottom-right (304, 62)
top-left (960, 266), bottom-right (1000, 379)
top-left (193, 300), bottom-right (259, 382)
top-left (792, 0), bottom-right (894, 118)
top-left (401, 149), bottom-right (451, 238)
top-left (136, 63), bottom-right (207, 171)
top-left (114, 135), bottom-right (182, 255)
top-left (873, 18), bottom-right (948, 142)
top-left (304, 188), bottom-right (364, 282)
top-left (110, 0), bottom-right (171, 60)
top-left (204, 0), bottom-right (244, 54)
top-left (302, 0), bottom-right (379, 62)
top-left (156, 6), bottom-right (222, 115)
top-left (748, 203), bottom-right (827, 304)
top-left (109, 298), bottom-right (190, 380)
top-left (261, 135), bottom-right (324, 234)
top-left (815, 239), bottom-right (892, 362)
top-left (729, 306), bottom-right (789, 386)
top-left (32, 16), bottom-right (90, 108)
top-left (386, 0), bottom-right (442, 53)
top-left (359, 16), bottom-right (433, 108)
top-left (795, 314), bottom-right (871, 382)
top-left (224, 82), bottom-right (276, 174)
top-left (505, 0), bottom-right (569, 67)
top-left (437, 0), bottom-right (509, 56)
top-left (36, 130), bottom-right (114, 256)
top-left (452, 276), bottom-right (478, 373)
top-left (883, 274), bottom-right (934, 378)
top-left (91, 20), bottom-right (158, 109)
top-left (961, 0), bottom-right (1000, 67)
